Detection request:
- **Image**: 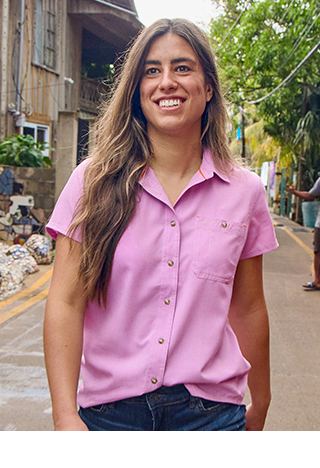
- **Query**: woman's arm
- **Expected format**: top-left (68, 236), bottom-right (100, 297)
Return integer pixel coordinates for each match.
top-left (43, 234), bottom-right (88, 430)
top-left (228, 255), bottom-right (271, 431)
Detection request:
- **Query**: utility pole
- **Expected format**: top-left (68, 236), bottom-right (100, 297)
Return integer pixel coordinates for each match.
top-left (1, 0), bottom-right (9, 138)
top-left (241, 103), bottom-right (245, 159)
top-left (296, 84), bottom-right (308, 224)
top-left (16, 0), bottom-right (26, 134)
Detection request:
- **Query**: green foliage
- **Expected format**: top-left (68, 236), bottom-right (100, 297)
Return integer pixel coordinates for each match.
top-left (294, 108), bottom-right (320, 185)
top-left (0, 134), bottom-right (53, 167)
top-left (230, 118), bottom-right (296, 168)
top-left (209, 0), bottom-right (320, 172)
top-left (81, 63), bottom-right (115, 81)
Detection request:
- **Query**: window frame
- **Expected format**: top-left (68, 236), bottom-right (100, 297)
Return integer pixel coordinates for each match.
top-left (34, 0), bottom-right (58, 71)
top-left (23, 123), bottom-right (51, 157)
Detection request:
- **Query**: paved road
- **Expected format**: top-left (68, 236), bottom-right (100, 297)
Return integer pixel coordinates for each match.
top-left (262, 214), bottom-right (320, 431)
top-left (0, 264), bottom-right (53, 431)
top-left (0, 213), bottom-right (319, 431)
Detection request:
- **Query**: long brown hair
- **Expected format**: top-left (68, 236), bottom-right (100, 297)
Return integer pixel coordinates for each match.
top-left (69, 18), bottom-right (236, 305)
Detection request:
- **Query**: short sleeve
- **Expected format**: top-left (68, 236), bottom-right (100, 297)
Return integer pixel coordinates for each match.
top-left (240, 174), bottom-right (279, 260)
top-left (46, 159), bottom-right (90, 242)
top-left (309, 177), bottom-right (320, 197)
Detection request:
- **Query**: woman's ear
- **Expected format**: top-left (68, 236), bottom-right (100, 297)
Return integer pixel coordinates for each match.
top-left (206, 83), bottom-right (214, 102)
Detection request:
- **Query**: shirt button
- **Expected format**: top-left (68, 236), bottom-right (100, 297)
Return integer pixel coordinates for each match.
top-left (170, 220), bottom-right (176, 227)
top-left (221, 222), bottom-right (227, 228)
top-left (158, 338), bottom-right (164, 344)
top-left (164, 298), bottom-right (170, 305)
top-left (168, 260), bottom-right (174, 267)
top-left (151, 378), bottom-right (158, 385)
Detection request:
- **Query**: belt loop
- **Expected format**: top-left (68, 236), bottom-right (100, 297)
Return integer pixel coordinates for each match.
top-left (189, 394), bottom-right (197, 409)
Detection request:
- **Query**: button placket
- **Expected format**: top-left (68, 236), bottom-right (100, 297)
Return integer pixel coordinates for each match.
top-left (147, 212), bottom-right (180, 391)
top-left (163, 216), bottom-right (178, 310)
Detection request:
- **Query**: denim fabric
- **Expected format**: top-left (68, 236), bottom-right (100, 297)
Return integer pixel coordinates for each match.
top-left (79, 384), bottom-right (246, 431)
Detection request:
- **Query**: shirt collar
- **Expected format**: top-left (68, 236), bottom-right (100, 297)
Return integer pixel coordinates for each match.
top-left (201, 148), bottom-right (231, 183)
top-left (139, 148), bottom-right (231, 194)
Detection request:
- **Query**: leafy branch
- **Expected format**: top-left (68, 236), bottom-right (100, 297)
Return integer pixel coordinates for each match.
top-left (0, 134), bottom-right (54, 167)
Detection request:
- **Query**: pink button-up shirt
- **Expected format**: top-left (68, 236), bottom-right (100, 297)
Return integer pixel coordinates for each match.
top-left (47, 149), bottom-right (278, 408)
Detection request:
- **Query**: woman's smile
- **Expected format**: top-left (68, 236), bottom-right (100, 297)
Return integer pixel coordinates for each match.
top-left (158, 98), bottom-right (184, 108)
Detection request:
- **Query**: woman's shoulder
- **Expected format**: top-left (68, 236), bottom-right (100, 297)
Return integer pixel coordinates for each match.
top-left (229, 163), bottom-right (264, 190)
top-left (205, 149), bottom-right (263, 191)
top-left (73, 157), bottom-right (92, 175)
top-left (67, 157), bottom-right (92, 186)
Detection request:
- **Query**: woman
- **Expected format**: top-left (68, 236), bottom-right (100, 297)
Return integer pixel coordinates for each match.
top-left (44, 18), bottom-right (278, 431)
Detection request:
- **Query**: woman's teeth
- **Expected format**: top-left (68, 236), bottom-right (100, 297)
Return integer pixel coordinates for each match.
top-left (159, 99), bottom-right (182, 107)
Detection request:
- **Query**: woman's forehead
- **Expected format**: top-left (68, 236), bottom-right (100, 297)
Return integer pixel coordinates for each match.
top-left (145, 33), bottom-right (199, 63)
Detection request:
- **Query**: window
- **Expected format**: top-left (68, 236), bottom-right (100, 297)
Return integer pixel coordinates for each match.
top-left (23, 123), bottom-right (50, 157)
top-left (34, 0), bottom-right (57, 70)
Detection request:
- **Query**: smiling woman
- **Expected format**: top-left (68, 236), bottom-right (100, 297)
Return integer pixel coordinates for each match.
top-left (44, 19), bottom-right (278, 432)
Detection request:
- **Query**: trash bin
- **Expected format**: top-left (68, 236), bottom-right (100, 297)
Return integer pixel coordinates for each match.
top-left (301, 201), bottom-right (320, 228)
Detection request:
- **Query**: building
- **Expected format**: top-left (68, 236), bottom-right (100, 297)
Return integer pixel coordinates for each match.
top-left (0, 0), bottom-right (142, 200)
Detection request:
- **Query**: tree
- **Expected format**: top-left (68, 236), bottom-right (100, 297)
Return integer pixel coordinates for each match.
top-left (209, 0), bottom-right (320, 184)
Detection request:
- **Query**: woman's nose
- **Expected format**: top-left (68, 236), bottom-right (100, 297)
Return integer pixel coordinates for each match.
top-left (159, 69), bottom-right (178, 90)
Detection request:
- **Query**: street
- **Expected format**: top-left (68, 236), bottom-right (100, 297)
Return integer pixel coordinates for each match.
top-left (0, 213), bottom-right (319, 431)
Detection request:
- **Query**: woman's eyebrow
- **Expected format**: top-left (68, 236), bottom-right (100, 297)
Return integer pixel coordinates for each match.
top-left (144, 59), bottom-right (161, 65)
top-left (144, 57), bottom-right (197, 66)
top-left (171, 57), bottom-right (197, 66)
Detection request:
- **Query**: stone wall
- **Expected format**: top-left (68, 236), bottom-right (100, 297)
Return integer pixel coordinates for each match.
top-left (0, 165), bottom-right (56, 222)
top-left (14, 166), bottom-right (56, 221)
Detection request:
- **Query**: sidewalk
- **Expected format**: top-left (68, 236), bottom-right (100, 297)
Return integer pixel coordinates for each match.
top-left (261, 211), bottom-right (320, 430)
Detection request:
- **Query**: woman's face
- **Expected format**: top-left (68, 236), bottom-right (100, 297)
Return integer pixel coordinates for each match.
top-left (139, 33), bottom-right (213, 140)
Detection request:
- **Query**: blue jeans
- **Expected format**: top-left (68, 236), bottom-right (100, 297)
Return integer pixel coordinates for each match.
top-left (79, 384), bottom-right (246, 431)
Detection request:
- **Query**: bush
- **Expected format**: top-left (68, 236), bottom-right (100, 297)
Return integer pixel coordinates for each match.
top-left (0, 134), bottom-right (53, 167)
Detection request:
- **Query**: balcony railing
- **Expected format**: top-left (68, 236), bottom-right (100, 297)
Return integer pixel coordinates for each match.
top-left (80, 77), bottom-right (109, 115)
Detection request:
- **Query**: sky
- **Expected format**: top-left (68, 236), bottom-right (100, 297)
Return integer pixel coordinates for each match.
top-left (133, 0), bottom-right (220, 31)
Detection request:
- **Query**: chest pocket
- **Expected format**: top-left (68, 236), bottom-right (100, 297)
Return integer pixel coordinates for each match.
top-left (192, 216), bottom-right (246, 283)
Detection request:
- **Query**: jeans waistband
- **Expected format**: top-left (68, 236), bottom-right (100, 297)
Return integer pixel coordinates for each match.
top-left (120, 384), bottom-right (191, 407)
top-left (147, 384), bottom-right (187, 396)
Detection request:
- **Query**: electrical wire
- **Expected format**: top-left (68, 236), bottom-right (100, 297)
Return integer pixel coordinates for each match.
top-left (245, 38), bottom-right (320, 104)
top-left (49, 83), bottom-right (63, 111)
top-left (280, 0), bottom-right (295, 23)
top-left (278, 5), bottom-right (320, 72)
top-left (216, 9), bottom-right (245, 49)
top-left (11, 1), bottom-right (30, 111)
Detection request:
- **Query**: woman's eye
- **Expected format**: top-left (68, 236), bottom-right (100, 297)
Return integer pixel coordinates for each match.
top-left (145, 67), bottom-right (159, 75)
top-left (176, 65), bottom-right (190, 72)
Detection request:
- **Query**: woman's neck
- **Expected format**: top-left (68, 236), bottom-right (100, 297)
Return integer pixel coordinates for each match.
top-left (148, 133), bottom-right (203, 179)
top-left (147, 132), bottom-right (203, 206)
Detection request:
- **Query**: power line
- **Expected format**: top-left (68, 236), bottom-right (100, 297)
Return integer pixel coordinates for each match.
top-left (216, 10), bottom-right (245, 49)
top-left (280, 0), bottom-right (295, 23)
top-left (278, 5), bottom-right (320, 72)
top-left (245, 38), bottom-right (320, 104)
top-left (3, 80), bottom-right (71, 97)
